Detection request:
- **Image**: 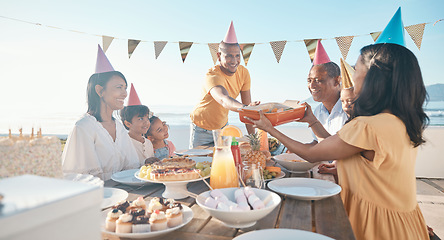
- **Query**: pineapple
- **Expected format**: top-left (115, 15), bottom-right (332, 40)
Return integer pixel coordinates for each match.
top-left (244, 132), bottom-right (267, 169)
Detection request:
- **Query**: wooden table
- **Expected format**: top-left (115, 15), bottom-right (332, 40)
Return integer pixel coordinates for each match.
top-left (102, 147), bottom-right (356, 240)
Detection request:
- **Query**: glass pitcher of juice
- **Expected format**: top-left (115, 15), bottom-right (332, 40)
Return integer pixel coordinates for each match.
top-left (210, 129), bottom-right (239, 189)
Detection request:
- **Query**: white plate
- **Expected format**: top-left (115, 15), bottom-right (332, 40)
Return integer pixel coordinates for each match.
top-left (63, 173), bottom-right (104, 187)
top-left (102, 187), bottom-right (128, 209)
top-left (264, 171), bottom-right (285, 182)
top-left (267, 178), bottom-right (341, 200)
top-left (175, 149), bottom-right (213, 156)
top-left (101, 205), bottom-right (193, 239)
top-left (189, 156), bottom-right (213, 163)
top-left (233, 229), bottom-right (334, 240)
top-left (111, 169), bottom-right (154, 186)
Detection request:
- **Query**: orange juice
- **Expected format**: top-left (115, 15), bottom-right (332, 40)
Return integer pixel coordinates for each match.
top-left (210, 146), bottom-right (239, 189)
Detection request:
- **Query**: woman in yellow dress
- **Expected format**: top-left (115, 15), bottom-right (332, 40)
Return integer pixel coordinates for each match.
top-left (246, 43), bottom-right (429, 240)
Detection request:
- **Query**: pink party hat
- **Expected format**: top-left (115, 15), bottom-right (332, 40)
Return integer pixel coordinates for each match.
top-left (313, 40), bottom-right (331, 65)
top-left (127, 83), bottom-right (142, 106)
top-left (223, 21), bottom-right (238, 44)
top-left (95, 44), bottom-right (114, 73)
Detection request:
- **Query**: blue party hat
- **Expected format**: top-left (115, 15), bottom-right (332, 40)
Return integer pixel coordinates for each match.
top-left (375, 7), bottom-right (405, 46)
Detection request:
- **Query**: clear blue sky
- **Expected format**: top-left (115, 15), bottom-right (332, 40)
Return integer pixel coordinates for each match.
top-left (0, 0), bottom-right (443, 130)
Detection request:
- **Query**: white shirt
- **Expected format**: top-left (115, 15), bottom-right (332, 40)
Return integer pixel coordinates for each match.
top-left (312, 98), bottom-right (349, 142)
top-left (62, 113), bottom-right (140, 181)
top-left (130, 136), bottom-right (155, 164)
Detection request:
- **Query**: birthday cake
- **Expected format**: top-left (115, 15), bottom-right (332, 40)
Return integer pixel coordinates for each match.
top-left (0, 132), bottom-right (63, 178)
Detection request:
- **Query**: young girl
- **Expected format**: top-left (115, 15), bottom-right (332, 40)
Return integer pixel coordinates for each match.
top-left (146, 116), bottom-right (176, 160)
top-left (120, 105), bottom-right (155, 165)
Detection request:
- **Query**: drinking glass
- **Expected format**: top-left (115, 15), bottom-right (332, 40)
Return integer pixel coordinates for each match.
top-left (242, 161), bottom-right (264, 189)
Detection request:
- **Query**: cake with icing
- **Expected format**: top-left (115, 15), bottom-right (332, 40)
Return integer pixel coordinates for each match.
top-left (0, 135), bottom-right (63, 178)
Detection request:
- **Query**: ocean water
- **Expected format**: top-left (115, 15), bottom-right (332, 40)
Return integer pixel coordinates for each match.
top-left (1, 101), bottom-right (444, 137)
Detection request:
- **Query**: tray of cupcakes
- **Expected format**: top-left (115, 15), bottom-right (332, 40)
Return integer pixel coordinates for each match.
top-left (102, 196), bottom-right (193, 239)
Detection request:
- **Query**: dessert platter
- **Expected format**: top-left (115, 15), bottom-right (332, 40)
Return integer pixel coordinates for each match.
top-left (135, 156), bottom-right (211, 199)
top-left (233, 229), bottom-right (334, 240)
top-left (267, 178), bottom-right (341, 201)
top-left (101, 197), bottom-right (193, 239)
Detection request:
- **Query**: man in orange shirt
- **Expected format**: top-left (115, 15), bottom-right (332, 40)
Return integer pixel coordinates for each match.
top-left (189, 22), bottom-right (259, 148)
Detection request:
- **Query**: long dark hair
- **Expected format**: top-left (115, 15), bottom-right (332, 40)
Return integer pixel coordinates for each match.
top-left (86, 71), bottom-right (127, 122)
top-left (352, 43), bottom-right (429, 147)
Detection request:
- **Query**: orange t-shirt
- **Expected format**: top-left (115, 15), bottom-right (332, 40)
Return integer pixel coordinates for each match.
top-left (190, 65), bottom-right (251, 130)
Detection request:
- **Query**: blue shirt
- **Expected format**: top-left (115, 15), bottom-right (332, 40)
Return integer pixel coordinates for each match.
top-left (312, 98), bottom-right (348, 142)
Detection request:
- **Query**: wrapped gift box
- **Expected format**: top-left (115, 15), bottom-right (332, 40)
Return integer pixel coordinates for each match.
top-left (0, 175), bottom-right (103, 240)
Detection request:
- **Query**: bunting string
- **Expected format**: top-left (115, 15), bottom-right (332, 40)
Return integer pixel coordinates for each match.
top-left (0, 15), bottom-right (442, 64)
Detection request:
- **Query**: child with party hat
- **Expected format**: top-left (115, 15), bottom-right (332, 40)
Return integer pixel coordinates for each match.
top-left (120, 83), bottom-right (155, 164)
top-left (62, 45), bottom-right (139, 180)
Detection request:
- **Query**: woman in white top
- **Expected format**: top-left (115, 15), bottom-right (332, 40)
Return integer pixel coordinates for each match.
top-left (62, 71), bottom-right (140, 180)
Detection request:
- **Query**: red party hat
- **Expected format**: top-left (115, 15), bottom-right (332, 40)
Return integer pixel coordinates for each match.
top-left (313, 40), bottom-right (331, 65)
top-left (223, 21), bottom-right (238, 44)
top-left (127, 83), bottom-right (142, 106)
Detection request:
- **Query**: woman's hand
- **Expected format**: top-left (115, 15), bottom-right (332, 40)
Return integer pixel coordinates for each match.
top-left (318, 162), bottom-right (337, 175)
top-left (244, 110), bottom-right (274, 132)
top-left (297, 102), bottom-right (317, 124)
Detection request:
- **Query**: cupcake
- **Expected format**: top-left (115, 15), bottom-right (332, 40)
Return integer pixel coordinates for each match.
top-left (129, 197), bottom-right (147, 211)
top-left (129, 208), bottom-right (146, 218)
top-left (113, 200), bottom-right (130, 213)
top-left (147, 197), bottom-right (164, 213)
top-left (164, 199), bottom-right (183, 211)
top-left (149, 210), bottom-right (167, 231)
top-left (165, 207), bottom-right (183, 228)
top-left (105, 209), bottom-right (122, 232)
top-left (115, 213), bottom-right (133, 233)
top-left (132, 216), bottom-right (151, 233)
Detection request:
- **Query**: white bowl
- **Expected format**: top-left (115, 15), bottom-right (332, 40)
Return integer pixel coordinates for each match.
top-left (273, 153), bottom-right (316, 173)
top-left (196, 187), bottom-right (281, 228)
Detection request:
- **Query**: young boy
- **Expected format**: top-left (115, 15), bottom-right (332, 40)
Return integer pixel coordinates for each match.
top-left (120, 105), bottom-right (155, 165)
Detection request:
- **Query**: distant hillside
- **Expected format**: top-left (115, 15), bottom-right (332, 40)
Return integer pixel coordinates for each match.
top-left (426, 84), bottom-right (444, 101)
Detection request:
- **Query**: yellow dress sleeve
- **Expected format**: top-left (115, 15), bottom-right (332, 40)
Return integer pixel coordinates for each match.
top-left (337, 117), bottom-right (387, 169)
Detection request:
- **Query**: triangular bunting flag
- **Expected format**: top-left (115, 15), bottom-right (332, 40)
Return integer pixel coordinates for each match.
top-left (179, 41), bottom-right (193, 63)
top-left (405, 23), bottom-right (426, 50)
top-left (154, 41), bottom-right (168, 59)
top-left (128, 39), bottom-right (141, 59)
top-left (335, 36), bottom-right (354, 60)
top-left (370, 31), bottom-right (382, 42)
top-left (269, 41), bottom-right (287, 63)
top-left (102, 36), bottom-right (114, 53)
top-left (240, 43), bottom-right (255, 66)
top-left (304, 39), bottom-right (319, 63)
top-left (208, 43), bottom-right (220, 65)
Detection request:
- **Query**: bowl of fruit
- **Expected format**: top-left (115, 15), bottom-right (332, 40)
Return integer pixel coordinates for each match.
top-left (196, 187), bottom-right (281, 228)
top-left (273, 153), bottom-right (315, 173)
top-left (263, 166), bottom-right (285, 181)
